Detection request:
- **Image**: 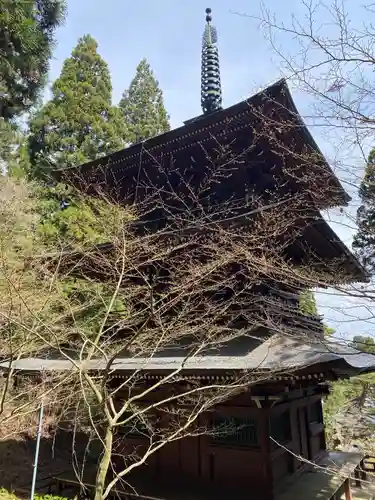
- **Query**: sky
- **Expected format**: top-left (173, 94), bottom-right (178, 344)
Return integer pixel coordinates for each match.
top-left (47, 0), bottom-right (374, 339)
top-left (47, 0), bottom-right (294, 126)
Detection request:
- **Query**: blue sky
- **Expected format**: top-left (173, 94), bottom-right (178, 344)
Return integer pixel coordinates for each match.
top-left (47, 0), bottom-right (294, 127)
top-left (48, 0), bottom-right (374, 339)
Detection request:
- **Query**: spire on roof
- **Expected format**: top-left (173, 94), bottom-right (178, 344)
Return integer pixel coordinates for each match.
top-left (201, 8), bottom-right (222, 114)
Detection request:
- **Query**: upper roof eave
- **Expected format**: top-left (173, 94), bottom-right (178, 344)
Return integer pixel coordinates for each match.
top-left (280, 83), bottom-right (351, 206)
top-left (312, 213), bottom-right (368, 283)
top-left (55, 79), bottom-right (287, 177)
top-left (54, 80), bottom-right (350, 206)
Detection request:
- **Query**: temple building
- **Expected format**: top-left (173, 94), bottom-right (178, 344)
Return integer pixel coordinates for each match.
top-left (3, 8), bottom-right (375, 500)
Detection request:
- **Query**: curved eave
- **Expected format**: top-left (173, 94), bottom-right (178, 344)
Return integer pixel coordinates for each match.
top-left (313, 214), bottom-right (368, 283)
top-left (54, 80), bottom-right (349, 209)
top-left (280, 82), bottom-right (351, 206)
top-left (330, 355), bottom-right (375, 378)
top-left (278, 338), bottom-right (375, 378)
top-left (54, 78), bottom-right (273, 178)
top-left (2, 337), bottom-right (375, 380)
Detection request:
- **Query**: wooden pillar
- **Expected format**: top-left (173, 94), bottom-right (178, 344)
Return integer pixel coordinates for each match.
top-left (344, 478), bottom-right (353, 500)
top-left (354, 464), bottom-right (361, 488)
top-left (259, 406), bottom-right (274, 500)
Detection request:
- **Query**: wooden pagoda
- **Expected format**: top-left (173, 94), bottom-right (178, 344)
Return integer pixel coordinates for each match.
top-left (4, 7), bottom-right (375, 500)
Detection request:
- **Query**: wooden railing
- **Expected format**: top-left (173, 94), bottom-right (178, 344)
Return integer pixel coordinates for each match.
top-left (362, 456), bottom-right (375, 473)
top-left (352, 456), bottom-right (375, 490)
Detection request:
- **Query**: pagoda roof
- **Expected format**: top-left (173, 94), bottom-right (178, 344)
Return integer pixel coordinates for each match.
top-left (57, 79), bottom-right (350, 207)
top-left (53, 79), bottom-right (366, 283)
top-left (34, 209), bottom-right (368, 283)
top-left (2, 335), bottom-right (375, 380)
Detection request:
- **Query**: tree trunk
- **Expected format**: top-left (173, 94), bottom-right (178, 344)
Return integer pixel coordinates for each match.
top-left (94, 425), bottom-right (113, 500)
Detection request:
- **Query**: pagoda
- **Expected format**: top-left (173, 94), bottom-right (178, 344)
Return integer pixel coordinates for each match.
top-left (4, 8), bottom-right (375, 500)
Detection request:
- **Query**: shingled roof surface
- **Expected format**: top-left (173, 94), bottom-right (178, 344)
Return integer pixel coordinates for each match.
top-left (2, 335), bottom-right (375, 376)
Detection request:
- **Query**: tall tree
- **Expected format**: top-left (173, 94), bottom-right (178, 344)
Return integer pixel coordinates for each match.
top-left (119, 58), bottom-right (170, 144)
top-left (299, 289), bottom-right (318, 316)
top-left (28, 35), bottom-right (127, 180)
top-left (0, 0), bottom-right (65, 121)
top-left (353, 149), bottom-right (375, 274)
top-left (351, 335), bottom-right (375, 354)
top-left (0, 119), bottom-right (17, 169)
top-left (299, 289), bottom-right (335, 336)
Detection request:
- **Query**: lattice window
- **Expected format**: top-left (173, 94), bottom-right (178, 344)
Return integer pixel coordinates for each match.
top-left (212, 415), bottom-right (259, 447)
top-left (270, 410), bottom-right (292, 444)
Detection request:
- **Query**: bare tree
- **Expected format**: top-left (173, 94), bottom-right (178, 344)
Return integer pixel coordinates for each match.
top-left (245, 0), bottom-right (375, 459)
top-left (0, 99), bottom-right (367, 499)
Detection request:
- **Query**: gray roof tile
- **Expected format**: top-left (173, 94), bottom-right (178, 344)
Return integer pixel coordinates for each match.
top-left (1, 335), bottom-right (375, 376)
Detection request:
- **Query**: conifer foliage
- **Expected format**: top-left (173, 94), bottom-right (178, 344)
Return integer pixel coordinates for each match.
top-left (0, 0), bottom-right (65, 121)
top-left (353, 149), bottom-right (375, 274)
top-left (299, 289), bottom-right (335, 336)
top-left (119, 58), bottom-right (170, 144)
top-left (28, 34), bottom-right (127, 179)
top-left (299, 289), bottom-right (318, 316)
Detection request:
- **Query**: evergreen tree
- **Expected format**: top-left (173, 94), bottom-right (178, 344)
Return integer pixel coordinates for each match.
top-left (7, 137), bottom-right (32, 179)
top-left (299, 289), bottom-right (335, 336)
top-left (351, 335), bottom-right (375, 354)
top-left (324, 375), bottom-right (375, 452)
top-left (299, 289), bottom-right (318, 316)
top-left (324, 334), bottom-right (375, 451)
top-left (28, 34), bottom-right (127, 180)
top-left (0, 119), bottom-right (17, 168)
top-left (0, 0), bottom-right (65, 121)
top-left (119, 58), bottom-right (170, 144)
top-left (353, 148), bottom-right (375, 273)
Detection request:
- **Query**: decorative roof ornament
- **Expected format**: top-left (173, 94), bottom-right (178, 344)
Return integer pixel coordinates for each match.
top-left (201, 8), bottom-right (222, 114)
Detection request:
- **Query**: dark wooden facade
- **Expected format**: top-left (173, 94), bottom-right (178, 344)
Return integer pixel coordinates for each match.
top-left (112, 378), bottom-right (328, 500)
top-left (49, 78), bottom-right (372, 499)
top-left (56, 79), bottom-right (366, 283)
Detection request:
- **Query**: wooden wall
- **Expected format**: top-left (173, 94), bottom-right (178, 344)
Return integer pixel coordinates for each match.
top-left (113, 386), bottom-right (326, 500)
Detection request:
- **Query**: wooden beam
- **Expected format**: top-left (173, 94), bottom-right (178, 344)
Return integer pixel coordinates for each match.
top-left (251, 396), bottom-right (265, 408)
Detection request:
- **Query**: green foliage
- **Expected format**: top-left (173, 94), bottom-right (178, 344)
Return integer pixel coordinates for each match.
top-left (34, 496), bottom-right (68, 500)
top-left (28, 34), bottom-right (127, 180)
top-left (0, 489), bottom-right (18, 500)
top-left (324, 379), bottom-right (357, 447)
top-left (0, 177), bottom-right (58, 357)
top-left (324, 375), bottom-right (375, 451)
top-left (30, 182), bottom-right (132, 250)
top-left (0, 176), bottom-right (133, 355)
top-left (0, 491), bottom-right (68, 500)
top-left (119, 58), bottom-right (170, 144)
top-left (0, 119), bottom-right (17, 166)
top-left (56, 277), bottom-right (127, 338)
top-left (0, 0), bottom-right (66, 121)
top-left (324, 335), bottom-right (375, 450)
top-left (351, 334), bottom-right (375, 354)
top-left (6, 138), bottom-right (31, 179)
top-left (299, 289), bottom-right (318, 316)
top-left (353, 148), bottom-right (375, 273)
top-left (299, 289), bottom-right (335, 336)
top-left (324, 326), bottom-right (335, 336)
top-left (29, 181), bottom-right (132, 340)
